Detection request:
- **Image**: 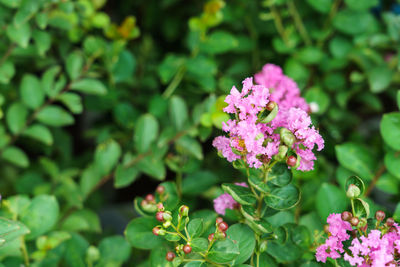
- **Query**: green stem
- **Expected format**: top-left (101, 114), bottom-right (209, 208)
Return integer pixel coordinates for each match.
top-left (317, 0), bottom-right (342, 47)
top-left (270, 5), bottom-right (289, 45)
top-left (20, 236), bottom-right (29, 266)
top-left (176, 171), bottom-right (182, 197)
top-left (350, 199), bottom-right (355, 217)
top-left (162, 66), bottom-right (186, 98)
top-left (170, 223), bottom-right (188, 242)
top-left (287, 0), bottom-right (312, 46)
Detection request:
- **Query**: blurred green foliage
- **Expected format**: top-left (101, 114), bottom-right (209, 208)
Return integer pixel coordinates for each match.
top-left (0, 0), bottom-right (399, 266)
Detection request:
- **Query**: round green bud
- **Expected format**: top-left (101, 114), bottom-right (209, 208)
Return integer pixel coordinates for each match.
top-left (346, 184), bottom-right (361, 199)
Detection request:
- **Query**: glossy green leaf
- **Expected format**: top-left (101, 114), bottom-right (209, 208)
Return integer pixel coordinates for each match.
top-left (58, 93), bottom-right (83, 114)
top-left (264, 184), bottom-right (300, 210)
top-left (182, 171), bottom-right (218, 195)
top-left (207, 238), bottom-right (240, 264)
top-left (306, 0), bottom-right (332, 13)
top-left (2, 146), bottom-right (29, 168)
top-left (335, 142), bottom-right (376, 180)
top-left (187, 218), bottom-right (203, 238)
top-left (191, 237), bottom-right (208, 252)
top-left (345, 0), bottom-right (378, 10)
top-left (22, 124), bottom-right (53, 145)
top-left (6, 102), bottom-right (28, 134)
top-left (380, 112), bottom-right (400, 150)
top-left (114, 164), bottom-right (140, 188)
top-left (222, 183), bottom-right (256, 206)
top-left (0, 217), bottom-right (30, 246)
top-left (20, 195), bottom-right (59, 240)
top-left (316, 183), bottom-right (347, 220)
top-left (6, 22), bottom-right (31, 48)
top-left (175, 136), bottom-right (203, 160)
top-left (136, 155), bottom-right (166, 180)
top-left (70, 79), bottom-right (107, 95)
top-left (169, 96), bottom-right (188, 131)
top-left (158, 181), bottom-right (179, 210)
top-left (20, 74), bottom-right (45, 109)
top-left (248, 175), bottom-right (269, 193)
top-left (0, 61), bottom-right (15, 84)
top-left (268, 163), bottom-right (293, 187)
top-left (66, 52), bottom-right (84, 80)
top-left (61, 209), bottom-right (101, 233)
top-left (367, 65), bottom-right (392, 93)
top-left (134, 114), bottom-right (159, 153)
top-left (36, 105), bottom-right (74, 127)
top-left (226, 224), bottom-right (255, 265)
top-left (125, 217), bottom-right (165, 249)
top-left (32, 30), bottom-right (51, 56)
top-left (353, 198), bottom-right (370, 218)
top-left (94, 139), bottom-right (121, 175)
top-left (384, 151), bottom-right (400, 179)
top-left (200, 31), bottom-right (238, 54)
top-left (98, 236), bottom-right (130, 265)
top-left (333, 10), bottom-right (376, 35)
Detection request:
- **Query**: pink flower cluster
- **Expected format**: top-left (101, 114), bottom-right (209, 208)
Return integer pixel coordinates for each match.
top-left (212, 64), bottom-right (324, 170)
top-left (213, 182), bottom-right (247, 215)
top-left (316, 213), bottom-right (400, 267)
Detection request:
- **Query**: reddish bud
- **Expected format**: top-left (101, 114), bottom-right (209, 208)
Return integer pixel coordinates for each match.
top-left (216, 217), bottom-right (224, 224)
top-left (386, 217), bottom-right (395, 227)
top-left (375, 210), bottom-right (385, 221)
top-left (341, 211), bottom-right (353, 221)
top-left (157, 203), bottom-right (164, 211)
top-left (145, 194), bottom-right (155, 202)
top-left (389, 227), bottom-right (398, 233)
top-left (323, 225), bottom-right (329, 234)
top-left (152, 227), bottom-right (160, 236)
top-left (141, 199), bottom-right (148, 207)
top-left (218, 222), bottom-right (229, 232)
top-left (183, 244), bottom-right (192, 254)
top-left (286, 156), bottom-right (297, 167)
top-left (179, 205), bottom-right (189, 217)
top-left (156, 211), bottom-right (164, 222)
top-left (208, 233), bottom-right (214, 242)
top-left (220, 232), bottom-right (227, 238)
top-left (350, 217), bottom-right (359, 226)
top-left (165, 251), bottom-right (175, 262)
top-left (266, 101), bottom-right (276, 111)
top-left (156, 185), bottom-right (165, 195)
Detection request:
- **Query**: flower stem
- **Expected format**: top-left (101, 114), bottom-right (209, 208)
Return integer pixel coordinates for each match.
top-left (20, 236), bottom-right (29, 266)
top-left (287, 0), bottom-right (312, 46)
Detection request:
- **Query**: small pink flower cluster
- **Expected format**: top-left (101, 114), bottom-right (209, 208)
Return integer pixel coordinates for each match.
top-left (316, 213), bottom-right (400, 266)
top-left (212, 64), bottom-right (324, 170)
top-left (213, 182), bottom-right (247, 215)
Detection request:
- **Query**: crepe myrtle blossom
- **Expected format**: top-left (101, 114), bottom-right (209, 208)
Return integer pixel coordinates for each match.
top-left (316, 212), bottom-right (400, 267)
top-left (212, 75), bottom-right (324, 171)
top-left (213, 182), bottom-right (247, 215)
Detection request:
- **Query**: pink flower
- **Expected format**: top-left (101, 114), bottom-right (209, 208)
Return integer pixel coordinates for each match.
top-left (213, 183), bottom-right (248, 215)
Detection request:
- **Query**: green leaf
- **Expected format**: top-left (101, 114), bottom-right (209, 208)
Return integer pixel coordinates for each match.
top-left (376, 172), bottom-right (400, 195)
top-left (269, 163), bottom-right (293, 187)
top-left (367, 65), bottom-right (393, 93)
top-left (66, 52), bottom-right (84, 80)
top-left (182, 171), bottom-right (218, 195)
top-left (125, 217), bottom-right (165, 249)
top-left (384, 151), bottom-right (400, 179)
top-left (200, 31), bottom-right (238, 54)
top-left (191, 237), bottom-right (208, 252)
top-left (187, 218), bottom-right (203, 238)
top-left (158, 54), bottom-right (186, 84)
top-left (20, 74), bottom-right (45, 109)
top-left (169, 96), bottom-right (188, 131)
top-left (58, 93), bottom-right (83, 114)
top-left (296, 47), bottom-right (325, 65)
top-left (176, 136), bottom-right (203, 160)
top-left (98, 236), bottom-right (130, 265)
top-left (6, 102), bottom-right (28, 134)
top-left (136, 155), bottom-right (166, 180)
top-left (36, 105), bottom-right (74, 127)
top-left (207, 238), bottom-right (240, 264)
top-left (150, 246), bottom-right (173, 267)
top-left (41, 66), bottom-right (61, 97)
top-left (248, 175), bottom-right (269, 193)
top-left (63, 233), bottom-right (89, 267)
top-left (345, 176), bottom-right (365, 196)
top-left (333, 10), bottom-right (376, 35)
top-left (353, 198), bottom-right (370, 218)
top-left (345, 0), bottom-right (378, 10)
top-left (80, 164), bottom-right (103, 197)
top-left (222, 184), bottom-right (256, 206)
top-left (329, 36), bottom-right (352, 58)
top-left (70, 79), bottom-right (107, 95)
top-left (335, 142), bottom-right (376, 180)
top-left (94, 139), bottom-right (121, 175)
top-left (20, 195), bottom-right (59, 240)
top-left (316, 183), bottom-right (347, 220)
top-left (13, 0), bottom-right (39, 26)
top-left (380, 112), bottom-right (400, 150)
top-left (22, 124), bottom-right (53, 145)
top-left (158, 181), bottom-right (179, 210)
top-left (304, 88), bottom-right (330, 114)
top-left (259, 105), bottom-right (278, 123)
top-left (60, 209), bottom-right (101, 233)
top-left (0, 61), bottom-right (16, 84)
top-left (2, 146), bottom-right (29, 168)
top-left (226, 224), bottom-right (255, 265)
top-left (397, 91), bottom-right (400, 110)
top-left (264, 184), bottom-right (300, 210)
top-left (114, 164), bottom-right (140, 188)
top-left (0, 0), bottom-right (21, 8)
top-left (6, 22), bottom-right (31, 48)
top-left (112, 50), bottom-right (136, 83)
top-left (266, 239), bottom-right (302, 263)
top-left (306, 0), bottom-right (332, 13)
top-left (0, 217), bottom-right (30, 247)
top-left (134, 114), bottom-right (159, 153)
top-left (32, 30), bottom-right (51, 56)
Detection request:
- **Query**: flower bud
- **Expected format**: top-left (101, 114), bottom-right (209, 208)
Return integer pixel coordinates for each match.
top-left (215, 231), bottom-right (227, 239)
top-left (145, 194), bottom-right (155, 202)
top-left (156, 211), bottom-right (164, 222)
top-left (350, 217), bottom-right (359, 226)
top-left (163, 212), bottom-right (172, 221)
top-left (386, 217), bottom-right (395, 227)
top-left (286, 155), bottom-right (297, 167)
top-left (280, 128), bottom-right (295, 147)
top-left (175, 244), bottom-right (183, 252)
top-left (208, 233), bottom-right (214, 242)
top-left (216, 217), bottom-right (224, 224)
top-left (346, 184), bottom-right (361, 199)
top-left (389, 226), bottom-right (398, 233)
top-left (166, 252), bottom-right (175, 262)
top-left (86, 246), bottom-right (100, 263)
top-left (266, 101), bottom-right (276, 111)
top-left (156, 185), bottom-right (165, 195)
top-left (157, 203), bottom-right (164, 211)
top-left (183, 244), bottom-right (192, 254)
top-left (259, 240), bottom-right (268, 252)
top-left (375, 210), bottom-right (385, 221)
top-left (163, 220), bottom-right (171, 228)
top-left (218, 222), bottom-right (228, 232)
top-left (274, 145), bottom-right (288, 161)
top-left (323, 224), bottom-right (329, 234)
top-left (179, 205), bottom-right (189, 217)
top-left (152, 227), bottom-right (160, 236)
top-left (341, 211), bottom-right (352, 222)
